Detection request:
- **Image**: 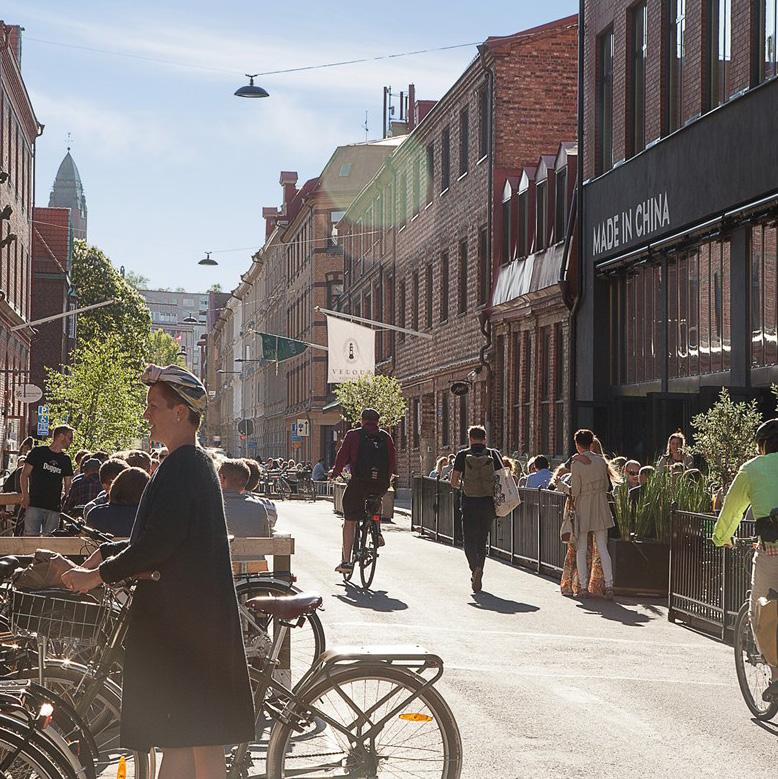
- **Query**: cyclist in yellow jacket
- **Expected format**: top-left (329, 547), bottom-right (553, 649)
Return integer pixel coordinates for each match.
top-left (712, 418), bottom-right (778, 703)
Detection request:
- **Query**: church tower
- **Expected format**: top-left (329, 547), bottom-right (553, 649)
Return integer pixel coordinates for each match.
top-left (49, 147), bottom-right (87, 240)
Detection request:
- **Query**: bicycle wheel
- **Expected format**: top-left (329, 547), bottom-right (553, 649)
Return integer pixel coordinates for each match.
top-left (5, 661), bottom-right (153, 779)
top-left (265, 663), bottom-right (462, 779)
top-left (235, 580), bottom-right (326, 690)
top-left (359, 521), bottom-right (379, 589)
top-left (0, 716), bottom-right (77, 779)
top-left (734, 603), bottom-right (778, 720)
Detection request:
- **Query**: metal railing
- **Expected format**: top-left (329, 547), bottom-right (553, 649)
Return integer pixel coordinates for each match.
top-left (411, 476), bottom-right (566, 576)
top-left (668, 510), bottom-right (755, 640)
top-left (313, 480), bottom-right (333, 497)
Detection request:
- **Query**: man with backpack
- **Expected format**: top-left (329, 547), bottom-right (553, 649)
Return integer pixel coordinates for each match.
top-left (331, 408), bottom-right (397, 574)
top-left (450, 425), bottom-right (503, 592)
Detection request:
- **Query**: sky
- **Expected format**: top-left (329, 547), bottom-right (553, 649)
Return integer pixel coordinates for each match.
top-left (6, 0), bottom-right (578, 292)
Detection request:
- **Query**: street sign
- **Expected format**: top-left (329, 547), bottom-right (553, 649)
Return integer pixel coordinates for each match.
top-left (37, 405), bottom-right (49, 437)
top-left (237, 418), bottom-right (254, 436)
top-left (247, 439), bottom-right (257, 451)
top-left (290, 423), bottom-right (300, 443)
top-left (295, 419), bottom-right (310, 437)
top-left (18, 384), bottom-right (43, 404)
top-left (291, 441), bottom-right (302, 449)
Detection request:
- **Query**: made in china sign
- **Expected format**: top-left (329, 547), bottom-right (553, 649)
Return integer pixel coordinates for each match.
top-left (592, 192), bottom-right (670, 257)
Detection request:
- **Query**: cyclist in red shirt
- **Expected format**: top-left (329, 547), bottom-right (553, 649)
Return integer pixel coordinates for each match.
top-left (331, 408), bottom-right (397, 574)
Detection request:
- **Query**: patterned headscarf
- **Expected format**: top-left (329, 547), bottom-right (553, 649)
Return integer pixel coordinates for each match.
top-left (141, 364), bottom-right (207, 414)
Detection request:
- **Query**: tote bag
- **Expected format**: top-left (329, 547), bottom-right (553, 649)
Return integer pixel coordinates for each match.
top-left (494, 467), bottom-right (521, 517)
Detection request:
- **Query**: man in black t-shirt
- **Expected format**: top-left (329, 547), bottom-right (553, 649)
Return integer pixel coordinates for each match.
top-left (20, 425), bottom-right (75, 535)
top-left (450, 424), bottom-right (502, 593)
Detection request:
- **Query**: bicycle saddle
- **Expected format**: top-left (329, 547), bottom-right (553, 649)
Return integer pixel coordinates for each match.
top-left (0, 556), bottom-right (19, 582)
top-left (246, 592), bottom-right (322, 619)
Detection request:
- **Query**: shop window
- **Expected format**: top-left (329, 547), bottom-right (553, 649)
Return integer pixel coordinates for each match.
top-left (441, 127), bottom-right (451, 191)
top-left (511, 331), bottom-right (521, 451)
top-left (554, 323), bottom-right (565, 456)
top-left (667, 0), bottom-right (686, 132)
top-left (751, 222), bottom-right (778, 367)
top-left (458, 240), bottom-right (468, 314)
top-left (459, 107), bottom-right (469, 176)
top-left (521, 331), bottom-right (532, 453)
top-left (630, 2), bottom-right (648, 155)
top-left (597, 28), bottom-right (614, 174)
top-left (440, 251), bottom-right (449, 322)
top-left (708, 0), bottom-right (732, 109)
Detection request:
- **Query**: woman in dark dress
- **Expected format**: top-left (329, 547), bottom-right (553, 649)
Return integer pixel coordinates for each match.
top-left (63, 364), bottom-right (254, 779)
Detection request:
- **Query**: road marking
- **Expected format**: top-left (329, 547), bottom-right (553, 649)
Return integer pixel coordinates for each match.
top-left (444, 666), bottom-right (730, 687)
top-left (328, 621), bottom-right (709, 649)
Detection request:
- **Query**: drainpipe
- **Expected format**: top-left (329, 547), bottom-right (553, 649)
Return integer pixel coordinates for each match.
top-left (477, 42), bottom-right (494, 438)
top-left (570, 0), bottom-right (585, 440)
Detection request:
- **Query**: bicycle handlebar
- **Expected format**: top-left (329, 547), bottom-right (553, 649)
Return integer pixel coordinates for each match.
top-left (59, 514), bottom-right (114, 544)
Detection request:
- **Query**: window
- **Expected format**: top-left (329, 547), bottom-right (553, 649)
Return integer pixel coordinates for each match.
top-left (458, 394), bottom-right (468, 446)
top-left (458, 108), bottom-right (469, 176)
top-left (757, 0), bottom-right (778, 82)
top-left (411, 271), bottom-right (419, 331)
top-left (553, 322), bottom-right (565, 456)
top-left (457, 240), bottom-right (468, 314)
top-left (441, 392), bottom-right (450, 448)
top-left (399, 172), bottom-right (408, 227)
top-left (398, 280), bottom-right (406, 342)
top-left (412, 157), bottom-right (421, 216)
top-left (439, 252), bottom-right (449, 322)
top-left (597, 29), bottom-right (615, 174)
top-left (535, 181), bottom-right (547, 252)
top-left (555, 167), bottom-right (567, 243)
top-left (708, 0), bottom-right (732, 108)
top-left (425, 143), bottom-right (434, 204)
top-left (441, 127), bottom-right (451, 191)
top-left (521, 332), bottom-right (532, 452)
top-left (412, 398), bottom-right (420, 449)
top-left (501, 195), bottom-right (512, 264)
top-left (667, 0), bottom-right (686, 132)
top-left (510, 332), bottom-right (521, 450)
top-left (517, 190), bottom-right (529, 258)
top-left (477, 226), bottom-right (489, 306)
top-left (478, 85), bottom-right (489, 159)
top-left (425, 264), bottom-right (433, 328)
top-left (630, 2), bottom-right (647, 155)
top-left (338, 162), bottom-right (352, 177)
top-left (750, 222), bottom-right (778, 367)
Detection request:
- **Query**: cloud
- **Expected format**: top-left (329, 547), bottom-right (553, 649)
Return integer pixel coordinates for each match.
top-left (30, 90), bottom-right (187, 162)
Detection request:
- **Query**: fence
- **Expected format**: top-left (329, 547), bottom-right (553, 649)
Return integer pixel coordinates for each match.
top-left (411, 476), bottom-right (566, 576)
top-left (668, 510), bottom-right (755, 640)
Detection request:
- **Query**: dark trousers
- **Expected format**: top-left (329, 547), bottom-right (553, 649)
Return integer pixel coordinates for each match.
top-left (461, 496), bottom-right (494, 573)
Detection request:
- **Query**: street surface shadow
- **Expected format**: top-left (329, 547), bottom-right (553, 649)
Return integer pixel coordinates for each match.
top-left (576, 599), bottom-right (651, 626)
top-left (469, 591), bottom-right (540, 614)
top-left (752, 718), bottom-right (778, 736)
top-left (335, 585), bottom-right (409, 612)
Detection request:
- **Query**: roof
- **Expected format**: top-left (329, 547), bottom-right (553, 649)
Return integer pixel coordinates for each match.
top-left (48, 150), bottom-right (87, 218)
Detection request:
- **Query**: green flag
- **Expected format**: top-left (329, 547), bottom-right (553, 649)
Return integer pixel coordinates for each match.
top-left (259, 333), bottom-right (308, 362)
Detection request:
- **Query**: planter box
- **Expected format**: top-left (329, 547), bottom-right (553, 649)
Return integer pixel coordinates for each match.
top-left (609, 538), bottom-right (670, 597)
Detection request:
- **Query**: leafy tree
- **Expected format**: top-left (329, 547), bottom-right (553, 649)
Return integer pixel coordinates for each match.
top-left (148, 329), bottom-right (185, 367)
top-left (208, 283), bottom-right (223, 293)
top-left (45, 335), bottom-right (147, 451)
top-left (689, 388), bottom-right (762, 490)
top-left (123, 269), bottom-right (150, 289)
top-left (335, 374), bottom-right (407, 428)
top-left (71, 240), bottom-right (151, 365)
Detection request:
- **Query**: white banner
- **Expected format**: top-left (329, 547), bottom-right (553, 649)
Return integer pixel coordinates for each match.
top-left (326, 315), bottom-right (375, 383)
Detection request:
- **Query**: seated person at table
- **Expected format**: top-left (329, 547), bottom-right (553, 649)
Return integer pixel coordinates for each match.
top-left (219, 459), bottom-right (271, 539)
top-left (83, 458), bottom-right (129, 519)
top-left (87, 467), bottom-right (149, 537)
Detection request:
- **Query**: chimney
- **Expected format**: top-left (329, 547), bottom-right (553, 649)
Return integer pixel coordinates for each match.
top-left (407, 84), bottom-right (416, 131)
top-left (262, 207), bottom-right (279, 240)
top-left (279, 171), bottom-right (299, 213)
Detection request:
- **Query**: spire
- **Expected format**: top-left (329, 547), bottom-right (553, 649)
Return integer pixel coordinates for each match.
top-left (49, 143), bottom-right (88, 240)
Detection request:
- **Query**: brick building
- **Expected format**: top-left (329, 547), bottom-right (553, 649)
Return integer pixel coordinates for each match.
top-left (28, 207), bottom-right (74, 433)
top-left (0, 23), bottom-right (41, 463)
top-left (339, 17), bottom-right (579, 483)
top-left (576, 0), bottom-right (778, 459)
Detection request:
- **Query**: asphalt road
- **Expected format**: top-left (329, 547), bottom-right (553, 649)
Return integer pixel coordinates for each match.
top-left (270, 498), bottom-right (777, 779)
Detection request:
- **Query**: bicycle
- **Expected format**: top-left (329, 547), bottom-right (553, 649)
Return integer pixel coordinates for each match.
top-left (731, 536), bottom-right (778, 721)
top-left (342, 493), bottom-right (384, 589)
top-left (226, 591), bottom-right (462, 778)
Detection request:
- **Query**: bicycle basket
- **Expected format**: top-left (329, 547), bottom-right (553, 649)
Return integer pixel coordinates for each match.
top-left (8, 588), bottom-right (109, 646)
